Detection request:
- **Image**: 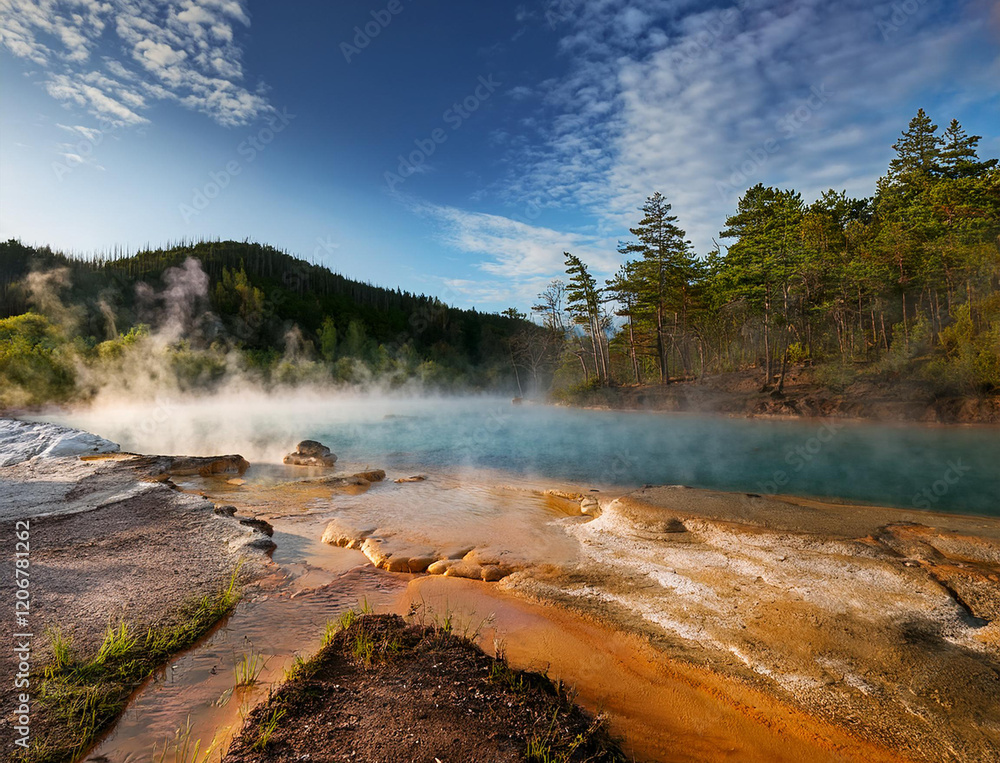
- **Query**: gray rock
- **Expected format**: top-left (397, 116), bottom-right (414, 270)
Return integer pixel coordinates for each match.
top-left (284, 440), bottom-right (337, 467)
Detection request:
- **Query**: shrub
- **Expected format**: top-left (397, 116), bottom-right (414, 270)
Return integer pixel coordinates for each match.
top-left (0, 312), bottom-right (76, 407)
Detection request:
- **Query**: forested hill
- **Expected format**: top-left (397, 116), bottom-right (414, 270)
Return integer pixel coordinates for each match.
top-left (0, 239), bottom-right (535, 403)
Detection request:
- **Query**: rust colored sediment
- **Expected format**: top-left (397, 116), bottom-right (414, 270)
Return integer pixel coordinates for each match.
top-left (397, 575), bottom-right (911, 763)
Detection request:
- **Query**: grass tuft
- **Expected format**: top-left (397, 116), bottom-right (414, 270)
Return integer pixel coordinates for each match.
top-left (44, 628), bottom-right (74, 679)
top-left (233, 645), bottom-right (268, 689)
top-left (22, 559), bottom-right (247, 763)
top-left (153, 717), bottom-right (223, 763)
top-left (283, 655), bottom-right (307, 682)
top-left (250, 706), bottom-right (286, 751)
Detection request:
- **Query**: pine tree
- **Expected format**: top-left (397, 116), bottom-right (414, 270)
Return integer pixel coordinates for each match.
top-left (605, 263), bottom-right (643, 384)
top-left (888, 108), bottom-right (941, 181)
top-left (564, 252), bottom-right (610, 385)
top-left (618, 192), bottom-right (697, 383)
top-left (719, 185), bottom-right (804, 387)
top-left (939, 119), bottom-right (998, 179)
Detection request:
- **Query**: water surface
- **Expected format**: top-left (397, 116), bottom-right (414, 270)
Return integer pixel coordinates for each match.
top-left (43, 394), bottom-right (1000, 515)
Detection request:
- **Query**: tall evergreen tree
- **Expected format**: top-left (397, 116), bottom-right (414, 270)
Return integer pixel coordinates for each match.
top-left (618, 192), bottom-right (697, 383)
top-left (888, 108), bottom-right (941, 181)
top-left (939, 119), bottom-right (997, 179)
top-left (564, 253), bottom-right (610, 385)
top-left (605, 263), bottom-right (643, 384)
top-left (719, 185), bottom-right (805, 387)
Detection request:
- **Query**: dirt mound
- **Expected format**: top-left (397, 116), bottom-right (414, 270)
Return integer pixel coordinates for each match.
top-left (223, 614), bottom-right (626, 763)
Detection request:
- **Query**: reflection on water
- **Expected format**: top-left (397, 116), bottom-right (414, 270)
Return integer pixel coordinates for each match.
top-left (44, 394), bottom-right (1000, 515)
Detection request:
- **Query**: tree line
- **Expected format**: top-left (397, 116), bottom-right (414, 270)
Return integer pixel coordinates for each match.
top-left (515, 110), bottom-right (1000, 396)
top-left (0, 240), bottom-right (537, 405)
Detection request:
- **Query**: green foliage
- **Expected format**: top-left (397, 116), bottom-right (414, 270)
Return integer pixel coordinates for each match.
top-left (812, 361), bottom-right (857, 393)
top-left (153, 718), bottom-right (222, 763)
top-left (233, 646), bottom-right (268, 689)
top-left (542, 109), bottom-right (999, 399)
top-left (318, 316), bottom-right (338, 361)
top-left (0, 239), bottom-right (535, 407)
top-left (0, 312), bottom-right (75, 406)
top-left (95, 324), bottom-right (149, 361)
top-left (922, 300), bottom-right (1000, 394)
top-left (251, 707), bottom-right (287, 751)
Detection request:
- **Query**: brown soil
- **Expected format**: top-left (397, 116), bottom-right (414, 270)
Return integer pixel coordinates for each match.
top-left (223, 614), bottom-right (627, 763)
top-left (560, 368), bottom-right (1000, 424)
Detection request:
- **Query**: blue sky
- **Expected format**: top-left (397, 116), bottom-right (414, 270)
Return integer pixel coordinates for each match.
top-left (2, 0), bottom-right (998, 312)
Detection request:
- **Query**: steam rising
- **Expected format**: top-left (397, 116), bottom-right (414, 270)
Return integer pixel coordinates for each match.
top-left (13, 259), bottom-right (1000, 517)
top-left (135, 257), bottom-right (213, 344)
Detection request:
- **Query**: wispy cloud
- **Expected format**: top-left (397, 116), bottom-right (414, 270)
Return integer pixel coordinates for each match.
top-left (415, 201), bottom-right (617, 307)
top-left (1, 0), bottom-right (270, 127)
top-left (499, 0), bottom-right (1000, 254)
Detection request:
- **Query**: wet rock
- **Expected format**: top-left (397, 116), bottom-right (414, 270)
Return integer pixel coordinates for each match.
top-left (214, 504), bottom-right (237, 517)
top-left (580, 497), bottom-right (601, 516)
top-left (354, 469), bottom-right (386, 483)
top-left (361, 537), bottom-right (391, 568)
top-left (297, 440), bottom-right (331, 457)
top-left (545, 489), bottom-right (586, 502)
top-left (137, 454), bottom-right (250, 478)
top-left (384, 556), bottom-right (411, 572)
top-left (458, 549), bottom-right (514, 581)
top-left (440, 546), bottom-right (476, 560)
top-left (384, 555), bottom-right (435, 573)
top-left (443, 561), bottom-right (483, 580)
top-left (394, 475), bottom-right (427, 483)
top-left (321, 519), bottom-right (376, 549)
top-left (406, 556), bottom-right (435, 573)
top-left (284, 440), bottom-right (337, 467)
top-left (238, 517), bottom-right (274, 536)
top-left (0, 419), bottom-right (120, 466)
top-left (481, 565), bottom-right (507, 582)
top-left (325, 475), bottom-right (370, 488)
top-left (244, 535), bottom-right (277, 551)
top-left (427, 559), bottom-right (457, 575)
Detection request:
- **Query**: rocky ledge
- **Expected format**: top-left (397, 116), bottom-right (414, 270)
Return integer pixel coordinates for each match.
top-left (513, 485), bottom-right (1000, 763)
top-left (0, 419), bottom-right (273, 758)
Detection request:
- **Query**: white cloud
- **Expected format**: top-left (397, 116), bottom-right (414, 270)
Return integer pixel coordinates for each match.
top-left (45, 72), bottom-right (148, 125)
top-left (413, 201), bottom-right (620, 308)
top-left (0, 0), bottom-right (270, 127)
top-left (499, 0), bottom-right (1000, 254)
top-left (56, 123), bottom-right (103, 142)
